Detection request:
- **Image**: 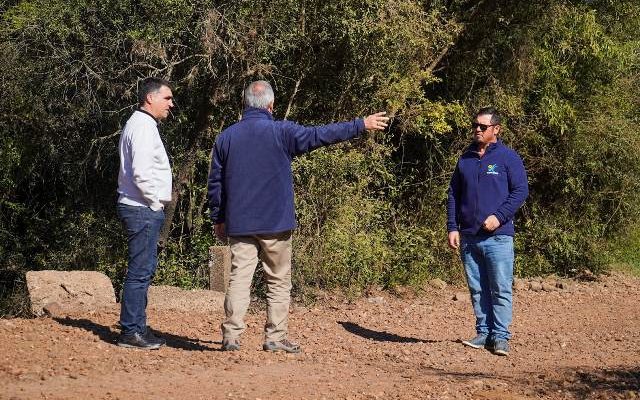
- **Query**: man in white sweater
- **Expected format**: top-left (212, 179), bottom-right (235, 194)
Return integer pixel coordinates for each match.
top-left (116, 77), bottom-right (174, 349)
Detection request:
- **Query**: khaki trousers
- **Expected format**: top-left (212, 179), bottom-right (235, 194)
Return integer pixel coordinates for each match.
top-left (221, 231), bottom-right (292, 342)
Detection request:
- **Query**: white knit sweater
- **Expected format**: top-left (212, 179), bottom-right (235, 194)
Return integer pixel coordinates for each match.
top-left (117, 110), bottom-right (172, 211)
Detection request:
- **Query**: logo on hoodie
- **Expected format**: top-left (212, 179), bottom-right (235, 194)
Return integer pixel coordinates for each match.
top-left (487, 164), bottom-right (499, 175)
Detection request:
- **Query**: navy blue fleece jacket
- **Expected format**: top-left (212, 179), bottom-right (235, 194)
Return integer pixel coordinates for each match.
top-left (447, 139), bottom-right (529, 236)
top-left (207, 107), bottom-right (365, 236)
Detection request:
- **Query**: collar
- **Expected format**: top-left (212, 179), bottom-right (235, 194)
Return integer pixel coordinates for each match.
top-left (467, 138), bottom-right (502, 155)
top-left (136, 108), bottom-right (159, 125)
top-left (242, 107), bottom-right (274, 120)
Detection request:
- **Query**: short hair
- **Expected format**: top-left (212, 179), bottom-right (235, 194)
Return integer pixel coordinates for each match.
top-left (138, 77), bottom-right (171, 107)
top-left (475, 107), bottom-right (501, 125)
top-left (243, 80), bottom-right (274, 109)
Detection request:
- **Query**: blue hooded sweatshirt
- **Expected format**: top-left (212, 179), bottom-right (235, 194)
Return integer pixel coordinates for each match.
top-left (207, 107), bottom-right (365, 236)
top-left (447, 139), bottom-right (529, 236)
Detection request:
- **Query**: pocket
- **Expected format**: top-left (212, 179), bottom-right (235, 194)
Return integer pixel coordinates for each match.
top-left (117, 203), bottom-right (140, 221)
top-left (493, 235), bottom-right (513, 243)
top-left (149, 207), bottom-right (166, 223)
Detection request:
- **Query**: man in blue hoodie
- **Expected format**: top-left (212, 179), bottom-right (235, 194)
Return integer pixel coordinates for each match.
top-left (447, 107), bottom-right (528, 356)
top-left (207, 80), bottom-right (389, 353)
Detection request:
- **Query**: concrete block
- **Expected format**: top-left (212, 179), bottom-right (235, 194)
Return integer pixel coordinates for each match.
top-left (209, 246), bottom-right (231, 292)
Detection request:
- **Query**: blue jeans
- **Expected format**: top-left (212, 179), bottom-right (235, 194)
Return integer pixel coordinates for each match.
top-left (460, 234), bottom-right (514, 341)
top-left (117, 204), bottom-right (165, 335)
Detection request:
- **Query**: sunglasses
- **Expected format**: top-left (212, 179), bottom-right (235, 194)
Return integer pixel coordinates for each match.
top-left (471, 122), bottom-right (497, 131)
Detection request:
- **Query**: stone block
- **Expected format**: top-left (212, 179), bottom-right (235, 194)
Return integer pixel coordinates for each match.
top-left (26, 270), bottom-right (116, 317)
top-left (209, 246), bottom-right (231, 293)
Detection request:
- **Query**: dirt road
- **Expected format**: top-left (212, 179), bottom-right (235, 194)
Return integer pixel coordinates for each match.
top-left (1, 273), bottom-right (639, 399)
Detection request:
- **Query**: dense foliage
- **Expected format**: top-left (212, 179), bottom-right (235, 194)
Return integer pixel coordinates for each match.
top-left (1, 0), bottom-right (639, 314)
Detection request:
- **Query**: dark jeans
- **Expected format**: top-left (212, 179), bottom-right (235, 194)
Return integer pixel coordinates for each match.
top-left (117, 203), bottom-right (165, 335)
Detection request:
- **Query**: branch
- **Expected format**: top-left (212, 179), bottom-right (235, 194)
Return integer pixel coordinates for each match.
top-left (82, 130), bottom-right (121, 166)
top-left (284, 74), bottom-right (304, 120)
top-left (425, 0), bottom-right (487, 74)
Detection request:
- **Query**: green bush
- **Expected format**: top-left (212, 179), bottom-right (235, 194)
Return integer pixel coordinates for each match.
top-left (1, 0), bottom-right (639, 316)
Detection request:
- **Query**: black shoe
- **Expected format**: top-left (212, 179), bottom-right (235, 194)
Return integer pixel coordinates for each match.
top-left (144, 327), bottom-right (166, 347)
top-left (492, 339), bottom-right (510, 356)
top-left (117, 332), bottom-right (162, 350)
top-left (461, 334), bottom-right (489, 349)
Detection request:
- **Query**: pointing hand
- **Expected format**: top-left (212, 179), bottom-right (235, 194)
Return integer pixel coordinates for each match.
top-left (364, 112), bottom-right (390, 131)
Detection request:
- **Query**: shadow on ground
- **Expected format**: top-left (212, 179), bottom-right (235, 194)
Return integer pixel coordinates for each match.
top-left (531, 367), bottom-right (640, 399)
top-left (53, 317), bottom-right (220, 351)
top-left (338, 321), bottom-right (440, 343)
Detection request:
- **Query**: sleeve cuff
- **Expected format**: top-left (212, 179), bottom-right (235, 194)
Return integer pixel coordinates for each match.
top-left (357, 118), bottom-right (366, 133)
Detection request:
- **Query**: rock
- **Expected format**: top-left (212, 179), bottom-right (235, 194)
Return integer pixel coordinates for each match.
top-left (392, 285), bottom-right (416, 299)
top-left (555, 280), bottom-right (574, 290)
top-left (26, 270), bottom-right (116, 317)
top-left (365, 285), bottom-right (384, 296)
top-left (428, 279), bottom-right (447, 290)
top-left (576, 269), bottom-right (597, 281)
top-left (529, 281), bottom-right (543, 292)
top-left (367, 296), bottom-right (385, 304)
top-left (147, 285), bottom-right (225, 312)
top-left (453, 292), bottom-right (470, 302)
top-left (513, 278), bottom-right (528, 291)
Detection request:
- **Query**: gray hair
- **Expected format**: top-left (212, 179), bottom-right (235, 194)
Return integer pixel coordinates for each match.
top-left (243, 80), bottom-right (274, 109)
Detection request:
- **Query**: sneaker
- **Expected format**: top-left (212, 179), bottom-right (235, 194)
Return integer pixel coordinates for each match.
top-left (493, 339), bottom-right (510, 356)
top-left (461, 334), bottom-right (489, 349)
top-left (144, 327), bottom-right (166, 347)
top-left (117, 332), bottom-right (162, 350)
top-left (222, 337), bottom-right (240, 351)
top-left (263, 339), bottom-right (301, 353)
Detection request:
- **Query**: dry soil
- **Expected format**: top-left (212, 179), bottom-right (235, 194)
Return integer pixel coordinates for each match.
top-left (1, 273), bottom-right (639, 400)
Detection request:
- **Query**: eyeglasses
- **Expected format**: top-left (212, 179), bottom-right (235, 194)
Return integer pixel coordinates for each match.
top-left (471, 122), bottom-right (497, 131)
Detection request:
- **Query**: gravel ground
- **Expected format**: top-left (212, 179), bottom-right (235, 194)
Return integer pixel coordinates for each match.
top-left (1, 272), bottom-right (639, 400)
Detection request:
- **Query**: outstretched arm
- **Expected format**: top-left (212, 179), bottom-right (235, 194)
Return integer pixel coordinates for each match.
top-left (285, 112), bottom-right (389, 156)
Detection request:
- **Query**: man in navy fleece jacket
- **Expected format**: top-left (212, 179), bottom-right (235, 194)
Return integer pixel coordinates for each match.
top-left (207, 80), bottom-right (389, 353)
top-left (447, 107), bottom-right (528, 357)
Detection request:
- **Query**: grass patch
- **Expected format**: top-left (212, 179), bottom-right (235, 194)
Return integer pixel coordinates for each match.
top-left (607, 227), bottom-right (640, 276)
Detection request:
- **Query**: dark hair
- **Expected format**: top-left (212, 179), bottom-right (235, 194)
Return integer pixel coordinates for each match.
top-left (475, 107), bottom-right (501, 125)
top-left (138, 77), bottom-right (171, 107)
